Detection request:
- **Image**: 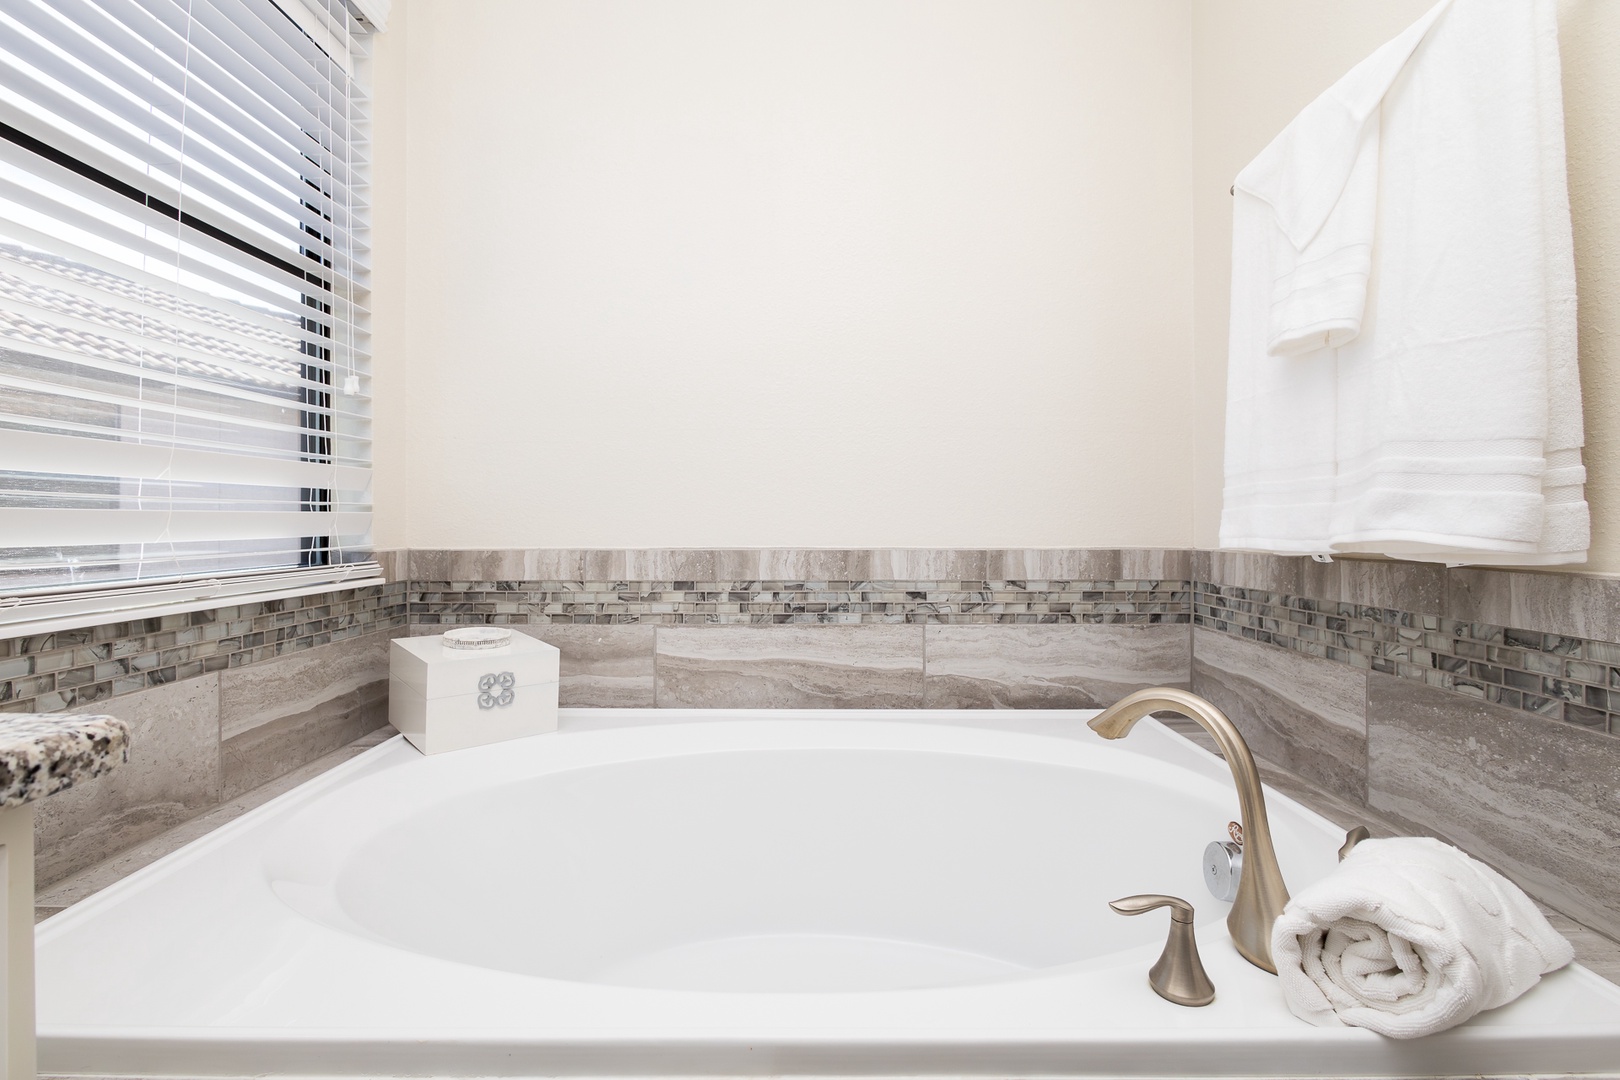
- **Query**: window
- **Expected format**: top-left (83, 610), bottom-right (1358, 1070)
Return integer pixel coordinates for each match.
top-left (0, 0), bottom-right (379, 631)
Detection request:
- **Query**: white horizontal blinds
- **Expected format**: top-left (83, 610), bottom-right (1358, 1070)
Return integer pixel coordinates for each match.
top-left (0, 0), bottom-right (374, 597)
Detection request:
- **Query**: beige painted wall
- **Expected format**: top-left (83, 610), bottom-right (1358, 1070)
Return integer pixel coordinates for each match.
top-left (373, 1), bottom-right (1616, 563)
top-left (1190, 0), bottom-right (1620, 572)
top-left (369, 0), bottom-right (1196, 549)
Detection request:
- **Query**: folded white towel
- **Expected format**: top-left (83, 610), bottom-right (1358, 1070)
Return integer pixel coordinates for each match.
top-left (1221, 0), bottom-right (1588, 566)
top-left (1271, 837), bottom-right (1573, 1038)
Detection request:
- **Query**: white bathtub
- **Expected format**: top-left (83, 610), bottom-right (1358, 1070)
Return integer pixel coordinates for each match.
top-left (35, 709), bottom-right (1620, 1077)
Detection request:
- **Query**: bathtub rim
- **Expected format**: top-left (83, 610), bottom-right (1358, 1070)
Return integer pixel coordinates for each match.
top-left (34, 708), bottom-right (1620, 1079)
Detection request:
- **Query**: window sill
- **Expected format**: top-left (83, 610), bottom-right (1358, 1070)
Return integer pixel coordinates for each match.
top-left (0, 565), bottom-right (388, 640)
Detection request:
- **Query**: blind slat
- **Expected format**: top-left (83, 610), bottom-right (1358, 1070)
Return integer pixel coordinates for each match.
top-left (0, 150), bottom-right (371, 326)
top-left (0, 226), bottom-right (369, 359)
top-left (0, 409), bottom-right (373, 459)
top-left (0, 21), bottom-right (357, 254)
top-left (0, 369), bottom-right (365, 449)
top-left (0, 240), bottom-right (328, 362)
top-left (0, 0), bottom-right (373, 605)
top-left (128, 0), bottom-right (369, 168)
top-left (0, 278), bottom-right (342, 398)
top-left (0, 229), bottom-right (370, 361)
top-left (6, 508), bottom-right (371, 545)
top-left (17, 0), bottom-right (370, 195)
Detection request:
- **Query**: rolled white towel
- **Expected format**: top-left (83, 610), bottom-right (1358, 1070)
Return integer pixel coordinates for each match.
top-left (1271, 836), bottom-right (1573, 1038)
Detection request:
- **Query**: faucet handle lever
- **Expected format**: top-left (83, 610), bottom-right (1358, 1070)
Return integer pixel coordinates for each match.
top-left (1109, 893), bottom-right (1194, 923)
top-left (1339, 825), bottom-right (1372, 861)
top-left (1108, 893), bottom-right (1215, 1007)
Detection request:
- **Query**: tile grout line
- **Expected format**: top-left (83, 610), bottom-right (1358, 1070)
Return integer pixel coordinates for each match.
top-left (1185, 601), bottom-right (1196, 685)
top-left (215, 667), bottom-right (225, 807)
top-left (1361, 639), bottom-right (1373, 809)
top-left (919, 619), bottom-right (928, 707)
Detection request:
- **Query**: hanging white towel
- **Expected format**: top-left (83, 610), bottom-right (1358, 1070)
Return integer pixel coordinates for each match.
top-left (1220, 0), bottom-right (1587, 565)
top-left (1271, 837), bottom-right (1573, 1038)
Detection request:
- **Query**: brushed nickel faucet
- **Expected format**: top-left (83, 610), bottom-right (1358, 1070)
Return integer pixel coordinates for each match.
top-left (1109, 893), bottom-right (1216, 1006)
top-left (1087, 687), bottom-right (1290, 974)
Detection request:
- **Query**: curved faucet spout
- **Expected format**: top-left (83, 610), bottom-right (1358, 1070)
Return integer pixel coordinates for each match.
top-left (1088, 687), bottom-right (1289, 973)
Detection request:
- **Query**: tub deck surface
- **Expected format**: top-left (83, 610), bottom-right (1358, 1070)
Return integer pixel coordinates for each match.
top-left (34, 709), bottom-right (1620, 1078)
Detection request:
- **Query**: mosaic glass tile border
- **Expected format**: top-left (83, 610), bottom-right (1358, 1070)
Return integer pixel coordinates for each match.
top-left (408, 579), bottom-right (1193, 626)
top-left (1194, 581), bottom-right (1620, 737)
top-left (0, 582), bottom-right (409, 716)
top-left (8, 545), bottom-right (1620, 741)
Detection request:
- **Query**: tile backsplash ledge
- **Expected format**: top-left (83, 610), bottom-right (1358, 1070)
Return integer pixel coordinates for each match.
top-left (4, 550), bottom-right (1620, 743)
top-left (406, 548), bottom-right (1620, 740)
top-left (2, 583), bottom-right (408, 717)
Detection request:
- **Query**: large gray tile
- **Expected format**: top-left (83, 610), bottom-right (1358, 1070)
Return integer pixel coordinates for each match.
top-left (407, 548), bottom-right (452, 581)
top-left (1191, 629), bottom-right (1368, 804)
top-left (371, 548), bottom-right (408, 583)
top-left (455, 549), bottom-right (536, 581)
top-left (1359, 559), bottom-right (1446, 613)
top-left (655, 625), bottom-right (925, 708)
top-left (1507, 570), bottom-right (1620, 642)
top-left (1297, 557), bottom-right (1338, 606)
top-left (220, 687), bottom-right (387, 801)
top-left (986, 549), bottom-right (1122, 581)
top-left (219, 631), bottom-right (390, 740)
top-left (709, 550), bottom-right (764, 582)
top-left (526, 550), bottom-right (587, 580)
top-left (35, 675), bottom-right (221, 888)
top-left (578, 549), bottom-right (720, 582)
top-left (1158, 718), bottom-right (1620, 987)
top-left (576, 550), bottom-right (625, 581)
top-left (922, 624), bottom-right (1189, 709)
top-left (410, 550), bottom-right (811, 586)
top-left (1317, 558), bottom-right (1446, 613)
top-left (409, 547), bottom-right (583, 582)
top-left (1446, 565), bottom-right (1620, 643)
top-left (1162, 717), bottom-right (1397, 843)
top-left (517, 624), bottom-right (656, 707)
top-left (1118, 548), bottom-right (1191, 582)
top-left (756, 549), bottom-right (865, 582)
top-left (37, 726), bottom-right (396, 921)
top-left (1204, 551), bottom-right (1305, 595)
top-left (623, 549), bottom-right (721, 581)
top-left (1367, 673), bottom-right (1620, 940)
top-left (863, 550), bottom-right (989, 581)
top-left (1446, 566), bottom-right (1514, 627)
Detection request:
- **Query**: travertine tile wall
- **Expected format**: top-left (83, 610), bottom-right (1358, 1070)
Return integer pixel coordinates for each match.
top-left (4, 572), bottom-right (409, 887)
top-left (0, 579), bottom-right (409, 717)
top-left (14, 548), bottom-right (1195, 886)
top-left (1196, 556), bottom-right (1620, 735)
top-left (405, 548), bottom-right (1194, 710)
top-left (1188, 550), bottom-right (1620, 943)
top-left (13, 546), bottom-right (1620, 949)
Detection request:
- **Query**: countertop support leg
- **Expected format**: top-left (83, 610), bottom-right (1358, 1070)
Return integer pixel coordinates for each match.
top-left (0, 802), bottom-right (36, 1080)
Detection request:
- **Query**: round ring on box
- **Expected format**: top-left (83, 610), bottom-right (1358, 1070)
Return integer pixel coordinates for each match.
top-left (442, 627), bottom-right (513, 651)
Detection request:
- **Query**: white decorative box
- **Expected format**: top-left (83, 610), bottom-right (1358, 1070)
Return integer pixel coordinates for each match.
top-left (388, 630), bottom-right (560, 755)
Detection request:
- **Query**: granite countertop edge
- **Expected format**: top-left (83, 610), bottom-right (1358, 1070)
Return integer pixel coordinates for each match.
top-left (0, 714), bottom-right (129, 809)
